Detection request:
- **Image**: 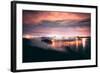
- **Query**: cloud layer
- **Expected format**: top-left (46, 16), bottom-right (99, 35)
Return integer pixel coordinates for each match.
top-left (23, 10), bottom-right (91, 37)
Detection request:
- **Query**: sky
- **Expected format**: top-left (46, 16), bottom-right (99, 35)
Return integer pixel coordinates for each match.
top-left (23, 10), bottom-right (91, 38)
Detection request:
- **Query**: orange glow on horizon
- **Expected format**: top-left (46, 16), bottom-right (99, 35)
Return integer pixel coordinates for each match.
top-left (23, 35), bottom-right (33, 39)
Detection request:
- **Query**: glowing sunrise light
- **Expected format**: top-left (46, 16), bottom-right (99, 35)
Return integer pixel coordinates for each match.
top-left (54, 36), bottom-right (63, 40)
top-left (23, 35), bottom-right (33, 39)
top-left (48, 34), bottom-right (63, 40)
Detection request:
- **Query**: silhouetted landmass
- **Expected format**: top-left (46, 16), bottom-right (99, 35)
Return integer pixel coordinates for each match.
top-left (23, 38), bottom-right (91, 63)
top-left (41, 37), bottom-right (52, 44)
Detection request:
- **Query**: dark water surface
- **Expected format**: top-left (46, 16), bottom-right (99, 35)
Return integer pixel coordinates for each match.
top-left (23, 37), bottom-right (91, 63)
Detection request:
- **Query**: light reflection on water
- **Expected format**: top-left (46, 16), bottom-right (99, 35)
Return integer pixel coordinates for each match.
top-left (50, 38), bottom-right (88, 51)
top-left (82, 38), bottom-right (87, 48)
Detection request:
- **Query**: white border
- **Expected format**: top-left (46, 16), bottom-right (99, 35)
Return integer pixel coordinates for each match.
top-left (16, 3), bottom-right (96, 70)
